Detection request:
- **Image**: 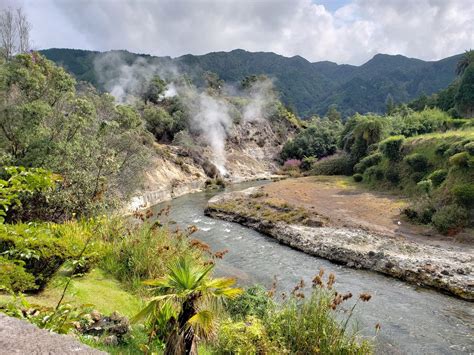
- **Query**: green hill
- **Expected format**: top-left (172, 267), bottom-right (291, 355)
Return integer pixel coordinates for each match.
top-left (40, 48), bottom-right (461, 117)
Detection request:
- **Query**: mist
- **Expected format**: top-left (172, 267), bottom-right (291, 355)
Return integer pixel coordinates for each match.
top-left (94, 53), bottom-right (277, 175)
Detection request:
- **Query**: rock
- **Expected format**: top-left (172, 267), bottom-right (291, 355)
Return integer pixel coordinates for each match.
top-left (83, 312), bottom-right (130, 344)
top-left (90, 310), bottom-right (101, 321)
top-left (103, 335), bottom-right (118, 346)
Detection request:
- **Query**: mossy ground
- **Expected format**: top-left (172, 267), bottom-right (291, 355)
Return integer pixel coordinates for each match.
top-left (0, 268), bottom-right (143, 318)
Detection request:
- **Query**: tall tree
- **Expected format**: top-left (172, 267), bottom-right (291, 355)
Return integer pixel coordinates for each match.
top-left (15, 7), bottom-right (30, 53)
top-left (0, 8), bottom-right (16, 60)
top-left (455, 50), bottom-right (474, 76)
top-left (455, 65), bottom-right (474, 117)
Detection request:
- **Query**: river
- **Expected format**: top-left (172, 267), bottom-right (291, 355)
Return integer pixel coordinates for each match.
top-left (151, 181), bottom-right (473, 354)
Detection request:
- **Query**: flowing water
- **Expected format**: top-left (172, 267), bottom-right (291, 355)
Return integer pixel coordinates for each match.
top-left (151, 181), bottom-right (473, 354)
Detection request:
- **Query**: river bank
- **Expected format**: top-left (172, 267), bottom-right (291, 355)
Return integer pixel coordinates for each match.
top-left (204, 177), bottom-right (474, 300)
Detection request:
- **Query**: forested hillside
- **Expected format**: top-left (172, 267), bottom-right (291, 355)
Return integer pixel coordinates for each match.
top-left (41, 48), bottom-right (461, 117)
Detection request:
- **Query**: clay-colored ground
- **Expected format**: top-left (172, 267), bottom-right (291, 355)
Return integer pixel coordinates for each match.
top-left (261, 176), bottom-right (470, 247)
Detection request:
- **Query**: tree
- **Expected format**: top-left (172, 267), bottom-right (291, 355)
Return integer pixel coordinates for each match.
top-left (326, 105), bottom-right (341, 122)
top-left (0, 7), bottom-right (31, 61)
top-left (134, 257), bottom-right (242, 354)
top-left (455, 65), bottom-right (474, 117)
top-left (455, 50), bottom-right (474, 76)
top-left (0, 8), bottom-right (15, 60)
top-left (385, 94), bottom-right (395, 115)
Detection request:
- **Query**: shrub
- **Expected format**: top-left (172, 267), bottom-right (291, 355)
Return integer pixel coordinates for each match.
top-left (311, 153), bottom-right (353, 176)
top-left (216, 317), bottom-right (276, 354)
top-left (353, 153), bottom-right (382, 173)
top-left (449, 152), bottom-right (471, 168)
top-left (404, 153), bottom-right (429, 172)
top-left (0, 221), bottom-right (106, 290)
top-left (300, 156), bottom-right (317, 171)
top-left (0, 257), bottom-right (37, 292)
top-left (427, 169), bottom-right (448, 187)
top-left (432, 205), bottom-right (468, 234)
top-left (451, 184), bottom-right (474, 207)
top-left (385, 167), bottom-right (401, 183)
top-left (225, 285), bottom-right (275, 320)
top-left (283, 159), bottom-right (302, 171)
top-left (379, 135), bottom-right (405, 161)
top-left (353, 173), bottom-right (363, 182)
top-left (417, 180), bottom-right (433, 195)
top-left (365, 166), bottom-right (384, 181)
top-left (444, 142), bottom-right (464, 157)
top-left (464, 141), bottom-right (474, 155)
top-left (435, 143), bottom-right (449, 156)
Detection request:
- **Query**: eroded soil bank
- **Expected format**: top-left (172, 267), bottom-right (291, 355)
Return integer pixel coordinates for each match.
top-left (205, 176), bottom-right (473, 300)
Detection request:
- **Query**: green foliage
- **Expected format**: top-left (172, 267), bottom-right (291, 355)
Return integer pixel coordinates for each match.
top-left (0, 256), bottom-right (37, 292)
top-left (455, 65), bottom-right (474, 117)
top-left (41, 48), bottom-right (461, 118)
top-left (281, 119), bottom-right (340, 161)
top-left (365, 166), bottom-right (384, 181)
top-left (133, 257), bottom-right (242, 354)
top-left (449, 151), bottom-right (471, 168)
top-left (451, 184), bottom-right (474, 207)
top-left (0, 53), bottom-right (152, 221)
top-left (404, 153), bottom-right (429, 172)
top-left (100, 220), bottom-right (201, 291)
top-left (0, 220), bottom-right (106, 290)
top-left (464, 141), bottom-right (474, 155)
top-left (310, 153), bottom-right (353, 176)
top-left (142, 76), bottom-right (166, 104)
top-left (390, 109), bottom-right (452, 137)
top-left (354, 153), bottom-right (382, 173)
top-left (431, 205), bottom-right (468, 234)
top-left (353, 173), bottom-right (363, 182)
top-left (225, 285), bottom-right (275, 320)
top-left (340, 114), bottom-right (386, 163)
top-left (379, 135), bottom-right (405, 161)
top-left (0, 166), bottom-right (58, 223)
top-left (300, 156), bottom-right (317, 171)
top-left (427, 169), bottom-right (448, 187)
top-left (215, 316), bottom-right (276, 354)
top-left (416, 180), bottom-right (433, 195)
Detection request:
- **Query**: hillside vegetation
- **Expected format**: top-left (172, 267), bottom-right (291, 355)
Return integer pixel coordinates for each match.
top-left (41, 48), bottom-right (461, 117)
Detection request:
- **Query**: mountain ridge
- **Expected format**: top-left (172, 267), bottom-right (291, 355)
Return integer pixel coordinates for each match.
top-left (40, 48), bottom-right (462, 117)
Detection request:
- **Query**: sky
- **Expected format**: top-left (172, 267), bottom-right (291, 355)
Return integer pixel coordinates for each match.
top-left (4, 0), bottom-right (474, 65)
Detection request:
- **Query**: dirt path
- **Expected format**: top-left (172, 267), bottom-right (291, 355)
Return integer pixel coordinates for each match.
top-left (262, 176), bottom-right (471, 249)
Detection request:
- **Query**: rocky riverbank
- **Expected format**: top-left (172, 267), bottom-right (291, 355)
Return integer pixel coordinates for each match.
top-left (205, 186), bottom-right (474, 300)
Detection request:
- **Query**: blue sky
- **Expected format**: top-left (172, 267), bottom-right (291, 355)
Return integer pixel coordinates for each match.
top-left (8, 0), bottom-right (474, 65)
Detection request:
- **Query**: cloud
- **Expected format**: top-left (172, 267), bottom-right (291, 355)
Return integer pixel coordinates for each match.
top-left (21, 0), bottom-right (474, 64)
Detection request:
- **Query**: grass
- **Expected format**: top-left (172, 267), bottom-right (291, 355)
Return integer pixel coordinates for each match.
top-left (0, 268), bottom-right (143, 318)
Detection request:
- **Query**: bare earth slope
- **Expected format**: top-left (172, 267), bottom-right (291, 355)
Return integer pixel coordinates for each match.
top-left (205, 176), bottom-right (474, 300)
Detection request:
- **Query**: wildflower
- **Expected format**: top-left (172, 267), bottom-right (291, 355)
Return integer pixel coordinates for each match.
top-left (342, 292), bottom-right (353, 301)
top-left (359, 293), bottom-right (372, 302)
top-left (312, 275), bottom-right (323, 288)
top-left (375, 323), bottom-right (381, 332)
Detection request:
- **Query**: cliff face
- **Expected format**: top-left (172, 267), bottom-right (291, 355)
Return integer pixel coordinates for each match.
top-left (128, 119), bottom-right (287, 210)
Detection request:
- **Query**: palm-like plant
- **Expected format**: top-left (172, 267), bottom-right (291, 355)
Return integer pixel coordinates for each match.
top-left (133, 257), bottom-right (242, 354)
top-left (456, 50), bottom-right (474, 76)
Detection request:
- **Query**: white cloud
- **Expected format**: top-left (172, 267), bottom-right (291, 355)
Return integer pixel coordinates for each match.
top-left (19, 0), bottom-right (474, 64)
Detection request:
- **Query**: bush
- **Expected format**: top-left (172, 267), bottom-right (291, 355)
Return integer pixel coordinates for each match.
top-left (353, 153), bottom-right (382, 173)
top-left (311, 153), bottom-right (353, 176)
top-left (404, 153), bottom-right (429, 172)
top-left (417, 180), bottom-right (433, 195)
top-left (449, 152), bottom-right (471, 168)
top-left (225, 285), bottom-right (275, 320)
top-left (0, 221), bottom-right (106, 290)
top-left (365, 166), bottom-right (384, 181)
top-left (411, 172), bottom-right (425, 183)
top-left (0, 256), bottom-right (37, 292)
top-left (427, 169), bottom-right (448, 187)
top-left (464, 141), bottom-right (474, 155)
top-left (432, 205), bottom-right (468, 234)
top-left (379, 135), bottom-right (405, 161)
top-left (385, 167), bottom-right (401, 184)
top-left (216, 317), bottom-right (276, 354)
top-left (283, 159), bottom-right (301, 171)
top-left (451, 184), bottom-right (474, 207)
top-left (353, 173), bottom-right (363, 182)
top-left (435, 143), bottom-right (449, 156)
top-left (100, 220), bottom-right (201, 290)
top-left (300, 156), bottom-right (316, 171)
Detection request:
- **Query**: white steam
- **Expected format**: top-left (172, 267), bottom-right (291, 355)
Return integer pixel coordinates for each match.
top-left (243, 78), bottom-right (276, 122)
top-left (94, 53), bottom-right (277, 175)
